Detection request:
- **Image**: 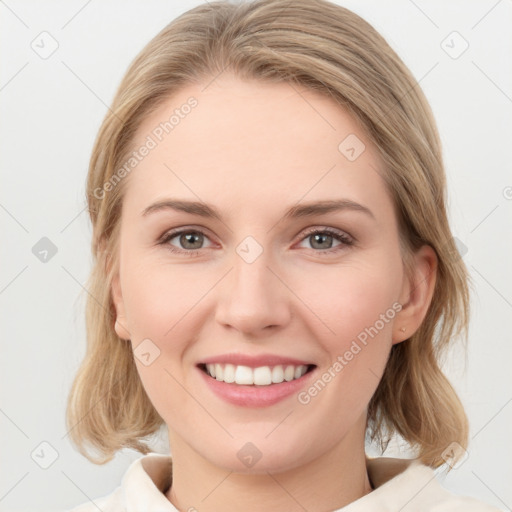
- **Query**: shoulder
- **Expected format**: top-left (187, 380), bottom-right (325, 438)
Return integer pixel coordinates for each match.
top-left (401, 463), bottom-right (502, 512)
top-left (391, 463), bottom-right (502, 512)
top-left (347, 458), bottom-right (503, 512)
top-left (66, 485), bottom-right (123, 512)
top-left (65, 453), bottom-right (175, 512)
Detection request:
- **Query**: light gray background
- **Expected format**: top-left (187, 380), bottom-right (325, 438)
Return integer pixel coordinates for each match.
top-left (1, 1), bottom-right (511, 511)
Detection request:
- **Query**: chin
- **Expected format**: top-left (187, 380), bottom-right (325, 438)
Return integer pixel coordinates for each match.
top-left (199, 438), bottom-right (312, 475)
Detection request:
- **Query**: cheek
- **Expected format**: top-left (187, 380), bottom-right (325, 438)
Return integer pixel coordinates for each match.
top-left (122, 243), bottom-right (402, 353)
top-left (121, 258), bottom-right (204, 341)
top-left (292, 270), bottom-right (398, 419)
top-left (292, 256), bottom-right (402, 407)
top-left (295, 258), bottom-right (401, 346)
top-left (122, 262), bottom-right (200, 414)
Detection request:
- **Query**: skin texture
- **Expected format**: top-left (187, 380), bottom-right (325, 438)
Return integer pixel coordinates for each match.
top-left (111, 74), bottom-right (437, 512)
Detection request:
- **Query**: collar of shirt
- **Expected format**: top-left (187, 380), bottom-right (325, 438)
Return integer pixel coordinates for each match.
top-left (119, 453), bottom-right (449, 512)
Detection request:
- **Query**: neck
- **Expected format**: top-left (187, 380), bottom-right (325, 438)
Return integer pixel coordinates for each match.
top-left (165, 423), bottom-right (372, 512)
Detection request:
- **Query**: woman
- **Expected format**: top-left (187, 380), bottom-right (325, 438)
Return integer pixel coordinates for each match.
top-left (66, 0), bottom-right (501, 510)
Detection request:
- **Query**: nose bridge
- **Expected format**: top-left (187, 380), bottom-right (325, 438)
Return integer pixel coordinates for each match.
top-left (215, 236), bottom-right (289, 332)
top-left (233, 243), bottom-right (273, 297)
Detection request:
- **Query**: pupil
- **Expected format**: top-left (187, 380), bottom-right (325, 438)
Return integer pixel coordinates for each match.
top-left (183, 232), bottom-right (201, 248)
top-left (313, 233), bottom-right (331, 249)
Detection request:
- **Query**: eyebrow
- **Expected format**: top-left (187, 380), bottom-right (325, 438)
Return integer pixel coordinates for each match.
top-left (141, 198), bottom-right (375, 222)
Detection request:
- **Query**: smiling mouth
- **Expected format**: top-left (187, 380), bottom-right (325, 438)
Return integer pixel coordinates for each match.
top-left (197, 363), bottom-right (317, 386)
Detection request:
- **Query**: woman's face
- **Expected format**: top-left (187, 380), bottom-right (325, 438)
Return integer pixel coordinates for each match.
top-left (112, 75), bottom-right (427, 473)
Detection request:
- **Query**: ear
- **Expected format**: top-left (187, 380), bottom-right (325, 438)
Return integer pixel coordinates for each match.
top-left (392, 244), bottom-right (437, 345)
top-left (111, 272), bottom-right (131, 341)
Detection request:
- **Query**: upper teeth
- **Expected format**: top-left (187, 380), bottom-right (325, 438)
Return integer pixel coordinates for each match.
top-left (205, 364), bottom-right (309, 386)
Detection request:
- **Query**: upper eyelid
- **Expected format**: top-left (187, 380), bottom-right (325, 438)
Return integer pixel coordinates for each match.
top-left (159, 225), bottom-right (215, 243)
top-left (300, 225), bottom-right (353, 240)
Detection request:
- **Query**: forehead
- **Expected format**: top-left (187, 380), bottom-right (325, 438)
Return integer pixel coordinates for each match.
top-left (123, 75), bottom-right (393, 224)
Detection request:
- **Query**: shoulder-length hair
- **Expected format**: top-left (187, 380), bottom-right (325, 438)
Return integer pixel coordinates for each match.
top-left (66, 0), bottom-right (471, 467)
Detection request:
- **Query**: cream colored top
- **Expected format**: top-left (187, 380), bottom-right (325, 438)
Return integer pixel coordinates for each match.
top-left (68, 453), bottom-right (501, 511)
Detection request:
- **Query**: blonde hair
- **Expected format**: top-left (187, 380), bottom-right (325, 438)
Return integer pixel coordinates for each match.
top-left (66, 0), bottom-right (471, 467)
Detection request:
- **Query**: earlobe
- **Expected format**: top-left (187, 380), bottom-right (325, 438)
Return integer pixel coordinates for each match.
top-left (114, 319), bottom-right (131, 340)
top-left (392, 245), bottom-right (437, 345)
top-left (111, 273), bottom-right (131, 341)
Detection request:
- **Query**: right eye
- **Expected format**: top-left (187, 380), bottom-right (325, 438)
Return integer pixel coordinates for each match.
top-left (159, 228), bottom-right (214, 256)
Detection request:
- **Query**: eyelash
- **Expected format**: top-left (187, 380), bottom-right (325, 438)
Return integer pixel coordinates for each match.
top-left (158, 226), bottom-right (354, 257)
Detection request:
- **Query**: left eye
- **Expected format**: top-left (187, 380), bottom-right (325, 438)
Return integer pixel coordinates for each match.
top-left (297, 228), bottom-right (354, 252)
top-left (159, 227), bottom-right (353, 256)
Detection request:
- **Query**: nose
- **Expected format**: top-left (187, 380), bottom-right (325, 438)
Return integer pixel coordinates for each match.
top-left (215, 246), bottom-right (291, 335)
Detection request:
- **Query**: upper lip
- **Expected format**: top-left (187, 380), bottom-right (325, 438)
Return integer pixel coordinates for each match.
top-left (198, 353), bottom-right (315, 368)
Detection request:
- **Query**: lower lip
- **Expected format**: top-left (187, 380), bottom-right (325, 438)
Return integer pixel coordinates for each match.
top-left (197, 366), bottom-right (316, 407)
